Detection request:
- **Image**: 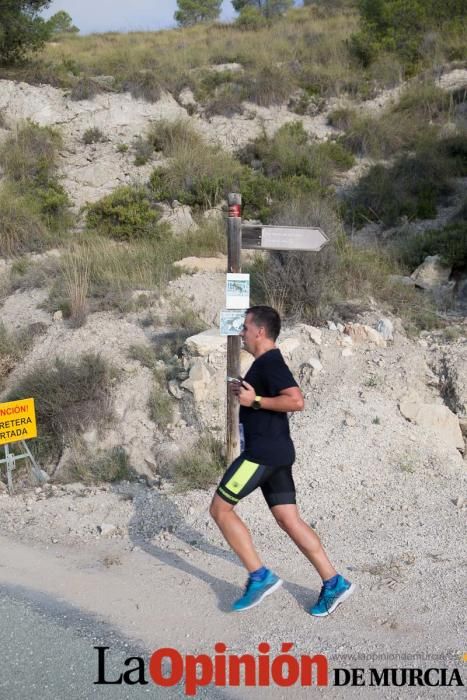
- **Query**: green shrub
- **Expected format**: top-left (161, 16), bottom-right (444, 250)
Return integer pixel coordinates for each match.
top-left (315, 140), bottom-right (355, 172)
top-left (235, 6), bottom-right (268, 30)
top-left (239, 123), bottom-right (354, 187)
top-left (327, 106), bottom-right (356, 131)
top-left (394, 82), bottom-right (452, 122)
top-left (150, 146), bottom-right (242, 208)
top-left (6, 353), bottom-right (117, 463)
top-left (240, 65), bottom-right (292, 106)
top-left (0, 121), bottom-right (61, 186)
top-left (148, 384), bottom-right (173, 430)
top-left (250, 195), bottom-right (343, 318)
top-left (132, 135), bottom-right (153, 165)
top-left (394, 222), bottom-right (467, 269)
top-left (147, 119), bottom-right (203, 155)
top-left (237, 169), bottom-right (281, 221)
top-left (148, 121), bottom-right (241, 208)
top-left (167, 307), bottom-right (207, 333)
top-left (82, 127), bottom-right (106, 144)
top-left (195, 70), bottom-right (247, 117)
top-left (9, 255), bottom-right (61, 292)
top-left (439, 133), bottom-right (467, 176)
top-left (196, 69), bottom-right (240, 96)
top-left (171, 434), bottom-right (225, 490)
top-left (249, 192), bottom-right (441, 330)
top-left (333, 107), bottom-right (430, 159)
top-left (330, 83), bottom-right (453, 159)
top-left (0, 121), bottom-right (72, 231)
top-left (0, 188), bottom-right (46, 256)
top-left (0, 322), bottom-right (48, 389)
top-left (62, 445), bottom-right (135, 484)
top-left (128, 344), bottom-right (159, 370)
top-left (204, 84), bottom-right (246, 117)
top-left (123, 71), bottom-right (162, 102)
top-left (32, 180), bottom-right (72, 228)
top-left (70, 77), bottom-right (102, 101)
top-left (86, 186), bottom-right (170, 241)
top-left (351, 0), bottom-right (467, 70)
top-left (333, 240), bottom-right (441, 333)
top-left (0, 322), bottom-right (19, 388)
top-left (346, 148), bottom-right (454, 227)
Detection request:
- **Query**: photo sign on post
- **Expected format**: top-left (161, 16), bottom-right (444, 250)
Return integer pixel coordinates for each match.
top-left (220, 273), bottom-right (250, 336)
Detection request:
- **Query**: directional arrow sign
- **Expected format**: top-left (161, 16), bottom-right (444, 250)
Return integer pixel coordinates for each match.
top-left (241, 225), bottom-right (329, 252)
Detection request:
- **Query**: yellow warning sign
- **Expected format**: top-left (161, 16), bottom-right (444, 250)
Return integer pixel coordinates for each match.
top-left (0, 398), bottom-right (37, 446)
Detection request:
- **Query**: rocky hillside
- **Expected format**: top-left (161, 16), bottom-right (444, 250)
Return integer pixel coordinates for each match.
top-left (0, 60), bottom-right (467, 480)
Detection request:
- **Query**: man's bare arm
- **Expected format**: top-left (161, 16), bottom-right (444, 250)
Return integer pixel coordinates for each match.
top-left (234, 382), bottom-right (304, 412)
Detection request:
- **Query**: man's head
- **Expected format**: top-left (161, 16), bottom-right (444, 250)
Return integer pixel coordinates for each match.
top-left (240, 306), bottom-right (281, 356)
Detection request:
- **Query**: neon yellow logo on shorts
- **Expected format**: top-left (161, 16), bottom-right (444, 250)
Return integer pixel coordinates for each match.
top-left (225, 460), bottom-right (259, 494)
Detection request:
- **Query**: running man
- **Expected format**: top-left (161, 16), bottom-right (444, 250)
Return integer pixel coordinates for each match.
top-left (210, 306), bottom-right (354, 615)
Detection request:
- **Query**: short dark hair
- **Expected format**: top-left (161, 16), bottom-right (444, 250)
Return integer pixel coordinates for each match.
top-left (246, 305), bottom-right (281, 341)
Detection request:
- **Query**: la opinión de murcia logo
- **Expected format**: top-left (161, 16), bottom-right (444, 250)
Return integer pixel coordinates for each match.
top-left (94, 645), bottom-right (465, 695)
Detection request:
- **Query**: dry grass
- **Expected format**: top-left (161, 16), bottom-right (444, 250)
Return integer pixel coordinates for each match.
top-left (58, 442), bottom-right (135, 484)
top-left (46, 219), bottom-right (225, 315)
top-left (0, 322), bottom-right (19, 389)
top-left (6, 353), bottom-right (117, 465)
top-left (171, 434), bottom-right (225, 491)
top-left (0, 186), bottom-right (47, 257)
top-left (0, 121), bottom-right (61, 185)
top-left (2, 7), bottom-right (363, 102)
top-left (61, 245), bottom-right (91, 327)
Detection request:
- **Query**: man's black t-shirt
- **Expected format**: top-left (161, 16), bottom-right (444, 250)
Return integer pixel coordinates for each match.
top-left (240, 348), bottom-right (299, 467)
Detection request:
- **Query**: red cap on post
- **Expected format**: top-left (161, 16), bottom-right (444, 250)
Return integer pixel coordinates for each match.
top-left (228, 203), bottom-right (241, 218)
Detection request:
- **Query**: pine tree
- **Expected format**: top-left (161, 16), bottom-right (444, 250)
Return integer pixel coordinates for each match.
top-left (174, 0), bottom-right (222, 27)
top-left (0, 0), bottom-right (53, 63)
top-left (232, 0), bottom-right (293, 18)
top-left (47, 10), bottom-right (79, 35)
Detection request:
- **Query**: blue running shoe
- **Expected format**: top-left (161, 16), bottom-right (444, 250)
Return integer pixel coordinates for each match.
top-left (232, 570), bottom-right (282, 612)
top-left (310, 575), bottom-right (355, 617)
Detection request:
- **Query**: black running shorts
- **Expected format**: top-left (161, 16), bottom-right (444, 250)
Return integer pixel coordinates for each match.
top-left (216, 453), bottom-right (296, 508)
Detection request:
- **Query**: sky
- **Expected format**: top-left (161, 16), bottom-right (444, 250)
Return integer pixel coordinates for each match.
top-left (41, 1), bottom-right (302, 35)
top-left (41, 1), bottom-right (236, 35)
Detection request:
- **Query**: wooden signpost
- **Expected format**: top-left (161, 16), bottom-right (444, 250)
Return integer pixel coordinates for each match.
top-left (225, 193), bottom-right (330, 464)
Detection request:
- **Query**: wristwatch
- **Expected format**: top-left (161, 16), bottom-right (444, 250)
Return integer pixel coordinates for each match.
top-left (251, 396), bottom-right (262, 410)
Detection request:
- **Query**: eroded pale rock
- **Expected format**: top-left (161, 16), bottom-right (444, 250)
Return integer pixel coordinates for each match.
top-left (376, 318), bottom-right (394, 341)
top-left (297, 324), bottom-right (322, 345)
top-left (400, 398), bottom-right (464, 451)
top-left (181, 359), bottom-right (214, 403)
top-left (411, 255), bottom-right (452, 291)
top-left (159, 203), bottom-right (198, 235)
top-left (344, 323), bottom-right (386, 347)
top-left (185, 329), bottom-right (226, 356)
top-left (278, 337), bottom-right (301, 359)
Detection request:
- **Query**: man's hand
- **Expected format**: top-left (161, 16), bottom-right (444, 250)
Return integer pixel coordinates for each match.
top-left (230, 379), bottom-right (256, 407)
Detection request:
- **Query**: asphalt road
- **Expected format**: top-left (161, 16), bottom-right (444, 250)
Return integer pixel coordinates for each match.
top-left (0, 585), bottom-right (229, 700)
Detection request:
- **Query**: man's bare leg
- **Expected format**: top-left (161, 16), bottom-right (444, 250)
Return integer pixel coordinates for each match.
top-left (271, 503), bottom-right (337, 580)
top-left (210, 494), bottom-right (262, 572)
